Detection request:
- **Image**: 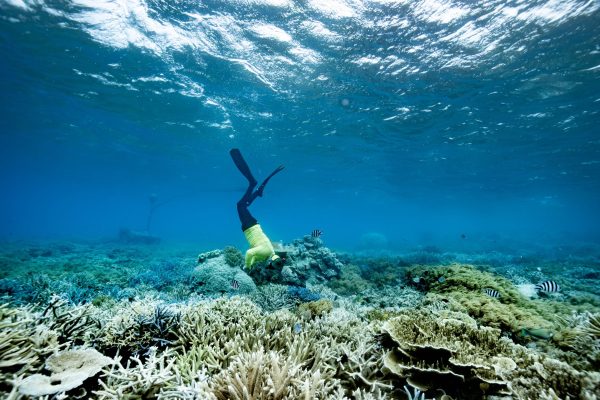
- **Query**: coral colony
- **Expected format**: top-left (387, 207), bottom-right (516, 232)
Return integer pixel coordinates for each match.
top-left (1, 235), bottom-right (600, 399)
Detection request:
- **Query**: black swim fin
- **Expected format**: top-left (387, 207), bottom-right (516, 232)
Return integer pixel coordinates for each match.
top-left (255, 165), bottom-right (285, 197)
top-left (230, 148), bottom-right (257, 186)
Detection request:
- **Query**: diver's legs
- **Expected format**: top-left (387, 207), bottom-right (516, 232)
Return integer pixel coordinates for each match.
top-left (237, 183), bottom-right (258, 231)
top-left (230, 148), bottom-right (257, 186)
top-left (230, 148), bottom-right (284, 230)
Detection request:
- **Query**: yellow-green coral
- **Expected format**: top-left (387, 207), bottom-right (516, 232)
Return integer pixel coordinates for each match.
top-left (407, 264), bottom-right (599, 336)
top-left (328, 264), bottom-right (372, 295)
top-left (365, 309), bottom-right (403, 322)
top-left (298, 299), bottom-right (333, 319)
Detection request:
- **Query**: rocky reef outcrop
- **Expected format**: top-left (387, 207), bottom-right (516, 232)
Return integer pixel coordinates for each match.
top-left (249, 236), bottom-right (345, 286)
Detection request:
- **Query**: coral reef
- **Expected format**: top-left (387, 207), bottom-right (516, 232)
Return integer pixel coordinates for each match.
top-left (89, 298), bottom-right (180, 358)
top-left (1, 240), bottom-right (600, 399)
top-left (586, 313), bottom-right (600, 338)
top-left (222, 246), bottom-right (244, 268)
top-left (380, 309), bottom-right (600, 399)
top-left (328, 264), bottom-right (372, 295)
top-left (194, 252), bottom-right (256, 295)
top-left (170, 298), bottom-right (387, 398)
top-left (287, 285), bottom-right (321, 302)
top-left (95, 347), bottom-right (179, 399)
top-left (249, 284), bottom-right (294, 312)
top-left (209, 347), bottom-right (338, 399)
top-left (249, 236), bottom-right (345, 286)
top-left (297, 299), bottom-right (333, 319)
top-left (405, 264), bottom-right (600, 337)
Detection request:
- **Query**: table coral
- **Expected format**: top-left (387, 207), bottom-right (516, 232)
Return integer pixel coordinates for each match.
top-left (380, 309), bottom-right (600, 399)
top-left (18, 348), bottom-right (113, 396)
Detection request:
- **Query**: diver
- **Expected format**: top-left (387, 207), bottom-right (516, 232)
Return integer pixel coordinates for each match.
top-left (230, 148), bottom-right (285, 270)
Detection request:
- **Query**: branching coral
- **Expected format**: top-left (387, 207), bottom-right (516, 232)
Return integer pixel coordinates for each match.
top-left (42, 295), bottom-right (92, 345)
top-left (171, 298), bottom-right (387, 397)
top-left (250, 284), bottom-right (294, 312)
top-left (210, 347), bottom-right (333, 400)
top-left (90, 298), bottom-right (180, 358)
top-left (0, 301), bottom-right (64, 387)
top-left (585, 313), bottom-right (600, 338)
top-left (95, 347), bottom-right (177, 399)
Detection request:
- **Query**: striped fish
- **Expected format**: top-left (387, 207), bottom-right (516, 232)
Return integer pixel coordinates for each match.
top-left (231, 279), bottom-right (240, 290)
top-left (483, 288), bottom-right (500, 298)
top-left (536, 281), bottom-right (560, 293)
top-left (311, 229), bottom-right (323, 238)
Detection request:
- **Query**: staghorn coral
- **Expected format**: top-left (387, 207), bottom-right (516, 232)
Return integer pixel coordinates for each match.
top-left (42, 295), bottom-right (92, 345)
top-left (250, 284), bottom-right (294, 312)
top-left (171, 297), bottom-right (386, 397)
top-left (210, 347), bottom-right (335, 400)
top-left (585, 313), bottom-right (600, 338)
top-left (352, 387), bottom-right (391, 400)
top-left (0, 298), bottom-right (108, 397)
top-left (0, 302), bottom-right (64, 388)
top-left (95, 347), bottom-right (177, 399)
top-left (89, 298), bottom-right (180, 358)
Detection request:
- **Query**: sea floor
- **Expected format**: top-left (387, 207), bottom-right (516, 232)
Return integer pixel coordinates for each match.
top-left (1, 238), bottom-right (599, 399)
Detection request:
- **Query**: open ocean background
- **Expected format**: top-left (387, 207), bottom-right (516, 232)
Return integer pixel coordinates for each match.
top-left (1, 0), bottom-right (599, 254)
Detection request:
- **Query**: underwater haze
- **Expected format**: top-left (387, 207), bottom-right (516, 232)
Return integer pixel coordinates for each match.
top-left (1, 0), bottom-right (600, 251)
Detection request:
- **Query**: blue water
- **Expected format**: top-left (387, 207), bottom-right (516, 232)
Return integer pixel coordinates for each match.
top-left (1, 0), bottom-right (599, 253)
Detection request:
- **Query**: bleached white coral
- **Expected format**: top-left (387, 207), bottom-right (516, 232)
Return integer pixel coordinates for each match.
top-left (18, 348), bottom-right (113, 396)
top-left (517, 283), bottom-right (538, 299)
top-left (94, 347), bottom-right (176, 399)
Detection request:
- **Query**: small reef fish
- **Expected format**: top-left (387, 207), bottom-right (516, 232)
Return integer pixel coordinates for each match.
top-left (460, 233), bottom-right (467, 239)
top-left (521, 327), bottom-right (554, 340)
top-left (311, 229), bottom-right (323, 238)
top-left (294, 323), bottom-right (302, 334)
top-left (231, 279), bottom-right (240, 290)
top-left (437, 276), bottom-right (446, 283)
top-left (483, 288), bottom-right (500, 298)
top-left (535, 281), bottom-right (560, 293)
